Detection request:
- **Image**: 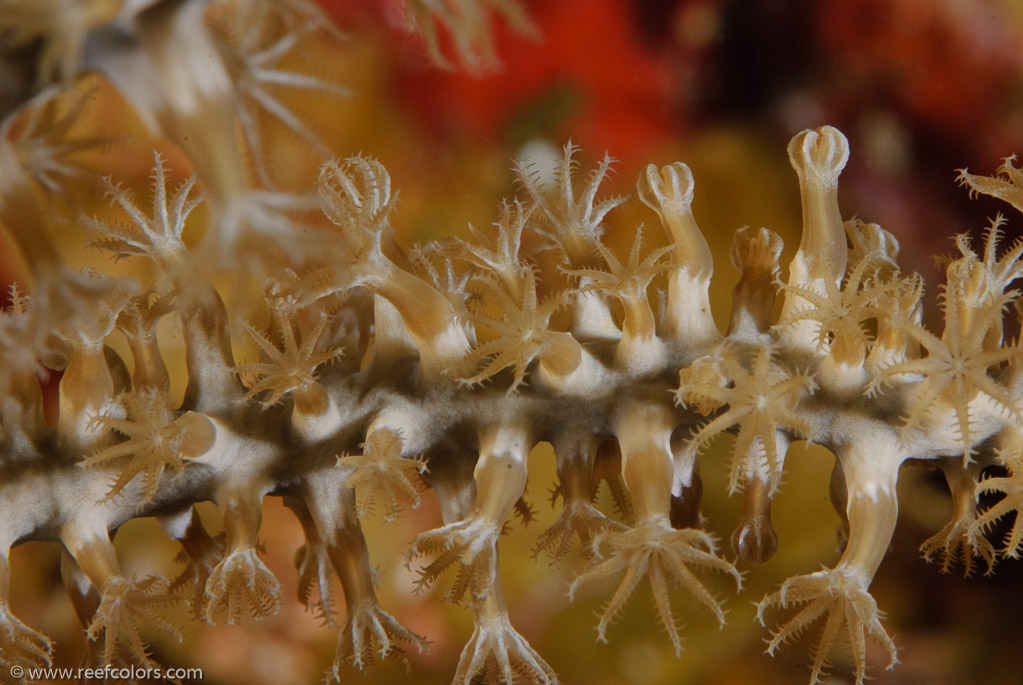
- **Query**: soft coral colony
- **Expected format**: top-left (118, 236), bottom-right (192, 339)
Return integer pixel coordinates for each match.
top-left (1, 1), bottom-right (1022, 684)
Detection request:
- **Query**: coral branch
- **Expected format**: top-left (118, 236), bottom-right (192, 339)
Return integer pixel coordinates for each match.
top-left (2, 29), bottom-right (1022, 683)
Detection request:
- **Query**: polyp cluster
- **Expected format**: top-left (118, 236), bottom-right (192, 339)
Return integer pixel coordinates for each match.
top-left (2, 3), bottom-right (1023, 685)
